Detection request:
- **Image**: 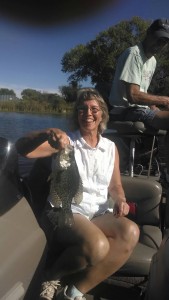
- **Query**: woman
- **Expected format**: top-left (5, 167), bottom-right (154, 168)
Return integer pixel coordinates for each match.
top-left (16, 88), bottom-right (140, 300)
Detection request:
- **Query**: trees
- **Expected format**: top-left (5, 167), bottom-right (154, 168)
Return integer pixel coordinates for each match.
top-left (61, 16), bottom-right (169, 100)
top-left (19, 88), bottom-right (71, 113)
top-left (0, 88), bottom-right (16, 96)
top-left (61, 17), bottom-right (149, 100)
top-left (0, 88), bottom-right (16, 100)
top-left (21, 88), bottom-right (64, 102)
top-left (149, 46), bottom-right (169, 96)
top-left (0, 88), bottom-right (74, 113)
top-left (21, 89), bottom-right (42, 101)
top-left (59, 81), bottom-right (82, 103)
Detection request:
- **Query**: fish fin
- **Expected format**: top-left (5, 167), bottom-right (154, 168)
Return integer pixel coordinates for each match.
top-left (48, 172), bottom-right (56, 182)
top-left (50, 188), bottom-right (62, 207)
top-left (73, 193), bottom-right (83, 205)
top-left (47, 207), bottom-right (62, 229)
top-left (73, 179), bottom-right (83, 204)
top-left (51, 197), bottom-right (62, 208)
top-left (47, 174), bottom-right (52, 182)
top-left (58, 210), bottom-right (74, 227)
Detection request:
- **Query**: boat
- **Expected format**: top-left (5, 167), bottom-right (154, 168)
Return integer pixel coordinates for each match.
top-left (0, 136), bottom-right (169, 300)
top-left (0, 137), bottom-right (47, 299)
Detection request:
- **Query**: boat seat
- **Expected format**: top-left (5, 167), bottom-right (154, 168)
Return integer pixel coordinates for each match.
top-left (145, 189), bottom-right (169, 300)
top-left (164, 189), bottom-right (169, 230)
top-left (89, 176), bottom-right (163, 299)
top-left (145, 229), bottom-right (169, 300)
top-left (106, 120), bottom-right (166, 177)
top-left (118, 176), bottom-right (162, 274)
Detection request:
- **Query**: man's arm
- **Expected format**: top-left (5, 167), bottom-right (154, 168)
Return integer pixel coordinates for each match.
top-left (126, 82), bottom-right (169, 108)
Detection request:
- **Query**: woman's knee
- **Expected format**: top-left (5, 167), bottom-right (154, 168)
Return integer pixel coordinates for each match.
top-left (118, 218), bottom-right (140, 251)
top-left (127, 220), bottom-right (140, 247)
top-left (82, 232), bottom-right (110, 266)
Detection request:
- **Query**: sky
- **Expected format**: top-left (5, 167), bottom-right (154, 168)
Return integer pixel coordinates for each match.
top-left (0, 0), bottom-right (168, 98)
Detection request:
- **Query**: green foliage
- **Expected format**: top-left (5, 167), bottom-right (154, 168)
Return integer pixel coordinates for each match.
top-left (149, 43), bottom-right (169, 96)
top-left (21, 89), bottom-right (42, 101)
top-left (0, 88), bottom-right (16, 96)
top-left (59, 81), bottom-right (82, 102)
top-left (0, 87), bottom-right (75, 114)
top-left (61, 45), bottom-right (90, 82)
top-left (0, 99), bottom-right (74, 114)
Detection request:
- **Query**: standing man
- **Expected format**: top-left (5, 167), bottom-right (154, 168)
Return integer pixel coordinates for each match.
top-left (109, 18), bottom-right (169, 184)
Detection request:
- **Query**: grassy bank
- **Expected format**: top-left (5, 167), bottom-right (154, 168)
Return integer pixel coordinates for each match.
top-left (0, 100), bottom-right (74, 114)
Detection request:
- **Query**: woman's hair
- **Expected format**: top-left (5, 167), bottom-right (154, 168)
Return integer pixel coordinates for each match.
top-left (72, 88), bottom-right (109, 134)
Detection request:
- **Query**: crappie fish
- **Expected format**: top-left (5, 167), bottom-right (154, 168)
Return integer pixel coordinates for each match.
top-left (49, 144), bottom-right (83, 227)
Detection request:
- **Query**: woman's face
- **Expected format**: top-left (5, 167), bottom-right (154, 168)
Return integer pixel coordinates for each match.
top-left (77, 99), bottom-right (103, 134)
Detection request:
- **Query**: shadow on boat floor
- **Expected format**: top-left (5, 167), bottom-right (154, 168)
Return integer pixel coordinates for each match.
top-left (86, 282), bottom-right (144, 300)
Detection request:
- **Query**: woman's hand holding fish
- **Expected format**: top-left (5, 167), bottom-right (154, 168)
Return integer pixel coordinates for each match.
top-left (48, 129), bottom-right (70, 150)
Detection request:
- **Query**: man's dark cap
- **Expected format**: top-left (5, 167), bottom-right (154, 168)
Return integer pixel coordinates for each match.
top-left (148, 18), bottom-right (169, 39)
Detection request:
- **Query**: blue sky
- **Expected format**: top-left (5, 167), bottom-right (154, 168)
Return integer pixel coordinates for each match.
top-left (0, 0), bottom-right (168, 97)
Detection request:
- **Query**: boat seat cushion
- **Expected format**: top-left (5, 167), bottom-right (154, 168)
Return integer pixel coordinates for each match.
top-left (114, 176), bottom-right (163, 277)
top-left (108, 120), bottom-right (166, 136)
top-left (145, 229), bottom-right (169, 300)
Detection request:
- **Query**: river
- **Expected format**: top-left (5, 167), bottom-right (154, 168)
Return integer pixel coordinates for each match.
top-left (0, 112), bottom-right (71, 176)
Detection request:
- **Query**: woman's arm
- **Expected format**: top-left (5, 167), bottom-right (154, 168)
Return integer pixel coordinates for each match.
top-left (108, 145), bottom-right (129, 217)
top-left (15, 128), bottom-right (70, 158)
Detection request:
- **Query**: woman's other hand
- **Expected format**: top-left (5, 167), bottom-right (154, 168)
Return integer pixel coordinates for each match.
top-left (113, 200), bottom-right (130, 217)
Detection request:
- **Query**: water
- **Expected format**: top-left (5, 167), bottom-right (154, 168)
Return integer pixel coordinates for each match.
top-left (0, 112), bottom-right (71, 142)
top-left (0, 112), bottom-right (71, 176)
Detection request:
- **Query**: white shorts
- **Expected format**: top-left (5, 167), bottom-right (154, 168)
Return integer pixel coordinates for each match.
top-left (71, 203), bottom-right (113, 220)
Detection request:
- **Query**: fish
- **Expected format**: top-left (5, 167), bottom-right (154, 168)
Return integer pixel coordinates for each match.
top-left (49, 139), bottom-right (83, 227)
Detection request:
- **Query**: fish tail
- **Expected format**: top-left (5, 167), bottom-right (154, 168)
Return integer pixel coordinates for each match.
top-left (58, 210), bottom-right (74, 227)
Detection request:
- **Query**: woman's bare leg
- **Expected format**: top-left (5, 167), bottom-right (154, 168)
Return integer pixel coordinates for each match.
top-left (72, 213), bottom-right (139, 294)
top-left (46, 213), bottom-right (139, 295)
top-left (46, 213), bottom-right (110, 280)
